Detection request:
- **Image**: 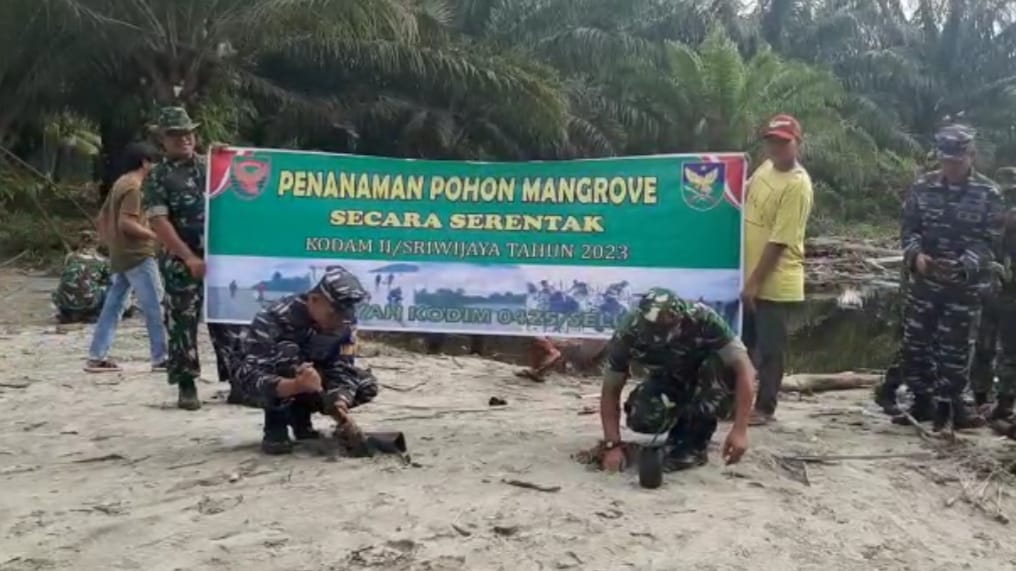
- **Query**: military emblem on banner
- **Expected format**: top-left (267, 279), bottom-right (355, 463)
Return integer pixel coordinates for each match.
top-left (229, 153), bottom-right (272, 200)
top-left (681, 161), bottom-right (726, 212)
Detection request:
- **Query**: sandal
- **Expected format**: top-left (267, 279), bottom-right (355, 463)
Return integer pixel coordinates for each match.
top-left (84, 359), bottom-right (122, 373)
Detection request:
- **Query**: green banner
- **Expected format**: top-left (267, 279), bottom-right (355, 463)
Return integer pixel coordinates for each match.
top-left (205, 147), bottom-right (746, 338)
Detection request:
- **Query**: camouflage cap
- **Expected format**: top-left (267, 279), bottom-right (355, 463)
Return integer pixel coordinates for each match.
top-left (78, 229), bottom-right (99, 246)
top-left (935, 124), bottom-right (975, 159)
top-left (157, 106), bottom-right (200, 133)
top-left (313, 266), bottom-right (368, 312)
top-left (636, 287), bottom-right (683, 323)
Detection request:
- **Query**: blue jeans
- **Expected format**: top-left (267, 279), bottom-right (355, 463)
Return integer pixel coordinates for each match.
top-left (88, 257), bottom-right (167, 364)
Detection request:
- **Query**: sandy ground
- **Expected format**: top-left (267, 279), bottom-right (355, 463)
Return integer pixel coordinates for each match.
top-left (2, 270), bottom-right (1016, 571)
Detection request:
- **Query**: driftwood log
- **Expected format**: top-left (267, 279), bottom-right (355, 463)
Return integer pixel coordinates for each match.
top-left (780, 372), bottom-right (882, 393)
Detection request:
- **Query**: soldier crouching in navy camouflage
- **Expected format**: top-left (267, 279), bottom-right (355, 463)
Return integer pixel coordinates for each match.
top-left (143, 107), bottom-right (243, 410)
top-left (895, 125), bottom-right (1005, 430)
top-left (599, 289), bottom-right (755, 473)
top-left (231, 267), bottom-right (379, 455)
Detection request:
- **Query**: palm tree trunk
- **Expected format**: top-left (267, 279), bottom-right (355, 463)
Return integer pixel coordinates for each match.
top-left (97, 117), bottom-right (133, 201)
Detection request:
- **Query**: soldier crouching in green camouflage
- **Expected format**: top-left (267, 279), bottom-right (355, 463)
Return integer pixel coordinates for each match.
top-left (143, 107), bottom-right (241, 410)
top-left (52, 231), bottom-right (113, 323)
top-left (599, 289), bottom-right (755, 473)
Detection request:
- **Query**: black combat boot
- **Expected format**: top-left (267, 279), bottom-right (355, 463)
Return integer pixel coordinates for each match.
top-left (991, 395), bottom-right (1015, 421)
top-left (663, 416), bottom-right (714, 472)
top-left (664, 447), bottom-right (709, 471)
top-left (933, 398), bottom-right (987, 431)
top-left (874, 375), bottom-right (902, 416)
top-left (954, 401), bottom-right (987, 430)
top-left (261, 407), bottom-right (294, 455)
top-left (289, 402), bottom-right (321, 441)
top-left (869, 382), bottom-right (902, 412)
top-left (177, 381), bottom-right (201, 411)
top-left (891, 393), bottom-right (935, 425)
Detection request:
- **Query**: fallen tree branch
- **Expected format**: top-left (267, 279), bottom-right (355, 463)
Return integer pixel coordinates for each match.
top-left (0, 250), bottom-right (28, 269)
top-left (502, 479), bottom-right (561, 493)
top-left (780, 452), bottom-right (934, 464)
top-left (380, 407), bottom-right (506, 422)
top-left (900, 410), bottom-right (937, 443)
top-left (807, 237), bottom-right (900, 258)
top-left (380, 380), bottom-right (429, 392)
top-left (780, 372), bottom-right (882, 393)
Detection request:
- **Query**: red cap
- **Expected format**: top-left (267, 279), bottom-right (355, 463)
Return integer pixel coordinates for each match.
top-left (762, 114), bottom-right (802, 141)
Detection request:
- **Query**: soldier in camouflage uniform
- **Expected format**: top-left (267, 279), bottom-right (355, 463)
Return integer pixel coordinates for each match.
top-left (231, 267), bottom-right (378, 454)
top-left (979, 167), bottom-right (1016, 420)
top-left (52, 232), bottom-right (113, 323)
top-left (875, 153), bottom-right (942, 415)
top-left (599, 288), bottom-right (754, 472)
top-left (970, 167), bottom-right (1016, 410)
top-left (143, 107), bottom-right (241, 410)
top-left (895, 125), bottom-right (1005, 430)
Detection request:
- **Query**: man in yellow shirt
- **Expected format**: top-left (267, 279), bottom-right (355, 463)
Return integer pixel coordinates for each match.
top-left (741, 114), bottom-right (814, 425)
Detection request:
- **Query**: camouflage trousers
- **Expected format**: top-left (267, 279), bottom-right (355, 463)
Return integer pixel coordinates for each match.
top-left (881, 268), bottom-right (910, 391)
top-left (161, 255), bottom-right (244, 386)
top-left (972, 294), bottom-right (1016, 398)
top-left (623, 373), bottom-right (720, 452)
top-left (900, 279), bottom-right (981, 400)
top-left (971, 294), bottom-right (1000, 395)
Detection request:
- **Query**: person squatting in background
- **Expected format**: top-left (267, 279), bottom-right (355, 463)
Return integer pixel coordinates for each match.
top-left (230, 267), bottom-right (379, 454)
top-left (143, 107), bottom-right (243, 410)
top-left (896, 125), bottom-right (1004, 430)
top-left (85, 142), bottom-right (167, 373)
top-left (52, 231), bottom-right (113, 324)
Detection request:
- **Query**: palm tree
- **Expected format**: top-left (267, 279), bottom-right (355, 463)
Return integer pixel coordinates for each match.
top-left (51, 0), bottom-right (568, 167)
top-left (763, 0), bottom-right (1016, 166)
top-left (451, 0), bottom-right (756, 157)
top-left (0, 0), bottom-right (79, 144)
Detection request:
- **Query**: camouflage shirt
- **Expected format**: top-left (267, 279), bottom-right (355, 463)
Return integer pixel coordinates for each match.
top-left (143, 155), bottom-right (207, 253)
top-left (52, 249), bottom-right (110, 313)
top-left (1001, 201), bottom-right (1016, 296)
top-left (605, 296), bottom-right (737, 386)
top-left (233, 294), bottom-right (361, 404)
top-left (901, 170), bottom-right (1004, 287)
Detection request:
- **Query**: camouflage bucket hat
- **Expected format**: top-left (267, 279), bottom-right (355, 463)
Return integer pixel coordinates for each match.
top-left (935, 124), bottom-right (975, 159)
top-left (636, 287), bottom-right (682, 324)
top-left (158, 106), bottom-right (200, 133)
top-left (314, 266), bottom-right (368, 315)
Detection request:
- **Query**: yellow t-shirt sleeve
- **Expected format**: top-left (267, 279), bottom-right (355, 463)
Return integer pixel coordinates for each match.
top-left (768, 179), bottom-right (811, 246)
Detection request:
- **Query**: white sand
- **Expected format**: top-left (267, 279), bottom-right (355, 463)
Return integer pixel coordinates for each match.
top-left (1, 272), bottom-right (1015, 570)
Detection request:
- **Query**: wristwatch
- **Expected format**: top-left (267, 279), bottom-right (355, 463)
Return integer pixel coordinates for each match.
top-left (603, 440), bottom-right (621, 450)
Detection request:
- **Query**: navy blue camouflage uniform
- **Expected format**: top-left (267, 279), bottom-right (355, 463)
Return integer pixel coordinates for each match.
top-left (230, 267), bottom-right (378, 448)
top-left (900, 162), bottom-right (1004, 414)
